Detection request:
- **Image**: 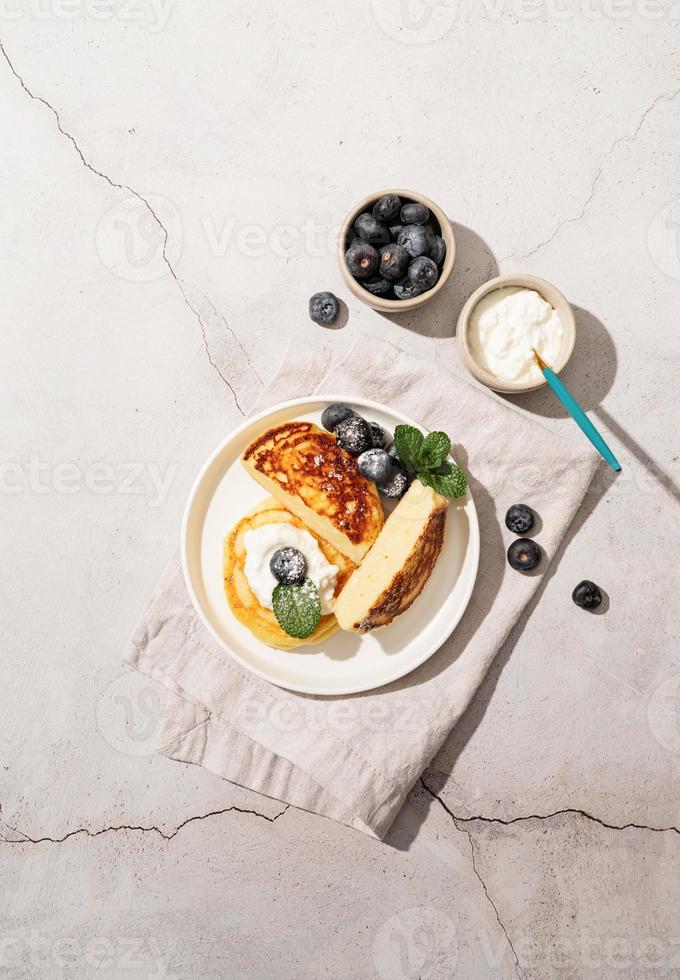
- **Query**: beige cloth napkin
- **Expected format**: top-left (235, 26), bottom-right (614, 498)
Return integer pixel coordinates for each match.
top-left (126, 335), bottom-right (599, 838)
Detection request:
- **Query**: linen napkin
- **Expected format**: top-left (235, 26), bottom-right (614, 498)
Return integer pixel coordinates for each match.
top-left (126, 335), bottom-right (599, 838)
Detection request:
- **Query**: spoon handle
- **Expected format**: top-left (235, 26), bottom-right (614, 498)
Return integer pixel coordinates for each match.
top-left (541, 365), bottom-right (621, 472)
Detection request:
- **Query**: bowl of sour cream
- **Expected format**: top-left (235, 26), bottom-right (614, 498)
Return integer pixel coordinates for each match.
top-left (456, 274), bottom-right (576, 393)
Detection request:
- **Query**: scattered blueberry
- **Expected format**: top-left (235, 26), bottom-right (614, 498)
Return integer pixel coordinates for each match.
top-left (572, 580), bottom-right (603, 610)
top-left (372, 194), bottom-right (402, 223)
top-left (505, 504), bottom-right (535, 535)
top-left (408, 255), bottom-right (439, 289)
top-left (335, 415), bottom-right (373, 455)
top-left (345, 241), bottom-right (379, 279)
top-left (389, 223), bottom-right (404, 240)
top-left (321, 403), bottom-right (354, 432)
top-left (429, 234), bottom-right (446, 266)
top-left (309, 291), bottom-right (340, 325)
top-left (357, 448), bottom-right (394, 483)
top-left (398, 224), bottom-right (431, 259)
top-left (362, 276), bottom-right (393, 297)
top-left (393, 278), bottom-right (425, 301)
top-left (400, 202), bottom-right (430, 225)
top-left (379, 243), bottom-right (410, 281)
top-left (354, 213), bottom-right (390, 245)
top-left (369, 421), bottom-right (386, 448)
top-left (270, 547), bottom-right (307, 586)
top-left (378, 464), bottom-right (411, 499)
top-left (507, 538), bottom-right (541, 572)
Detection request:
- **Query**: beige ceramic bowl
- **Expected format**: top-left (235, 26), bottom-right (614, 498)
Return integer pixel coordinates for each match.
top-left (456, 273), bottom-right (576, 394)
top-left (338, 188), bottom-right (456, 313)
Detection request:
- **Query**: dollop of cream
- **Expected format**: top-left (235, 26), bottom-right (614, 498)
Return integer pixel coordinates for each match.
top-left (468, 287), bottom-right (563, 383)
top-left (243, 523), bottom-right (338, 614)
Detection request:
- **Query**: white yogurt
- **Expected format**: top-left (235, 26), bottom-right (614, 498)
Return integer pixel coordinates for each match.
top-left (243, 523), bottom-right (338, 614)
top-left (468, 287), bottom-right (563, 384)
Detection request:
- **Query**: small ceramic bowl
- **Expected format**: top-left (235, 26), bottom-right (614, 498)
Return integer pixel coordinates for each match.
top-left (456, 273), bottom-right (576, 394)
top-left (338, 188), bottom-right (456, 313)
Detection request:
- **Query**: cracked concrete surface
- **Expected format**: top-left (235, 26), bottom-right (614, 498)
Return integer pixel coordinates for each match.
top-left (1, 4), bottom-right (679, 978)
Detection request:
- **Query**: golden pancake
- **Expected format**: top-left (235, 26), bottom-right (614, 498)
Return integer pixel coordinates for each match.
top-left (241, 421), bottom-right (384, 564)
top-left (224, 497), bottom-right (357, 649)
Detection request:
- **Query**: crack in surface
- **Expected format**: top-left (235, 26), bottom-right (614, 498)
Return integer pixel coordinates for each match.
top-left (0, 36), bottom-right (245, 415)
top-left (506, 83), bottom-right (680, 260)
top-left (421, 780), bottom-right (523, 978)
top-left (0, 803), bottom-right (289, 845)
top-left (198, 290), bottom-right (263, 388)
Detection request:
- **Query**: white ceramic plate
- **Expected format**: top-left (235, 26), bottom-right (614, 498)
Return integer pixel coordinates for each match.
top-left (181, 397), bottom-right (480, 696)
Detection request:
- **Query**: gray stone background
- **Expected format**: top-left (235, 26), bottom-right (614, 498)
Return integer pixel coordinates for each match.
top-left (1, 2), bottom-right (679, 977)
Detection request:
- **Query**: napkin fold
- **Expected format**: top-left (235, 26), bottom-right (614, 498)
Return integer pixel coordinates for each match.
top-left (126, 335), bottom-right (599, 838)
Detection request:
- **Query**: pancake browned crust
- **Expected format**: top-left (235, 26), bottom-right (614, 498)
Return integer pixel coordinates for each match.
top-left (224, 496), bottom-right (356, 649)
top-left (334, 481), bottom-right (448, 632)
top-left (241, 421), bottom-right (384, 564)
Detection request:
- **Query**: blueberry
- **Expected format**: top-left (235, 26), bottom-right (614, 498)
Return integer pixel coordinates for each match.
top-left (507, 538), bottom-right (541, 572)
top-left (379, 243), bottom-right (410, 281)
top-left (362, 276), bottom-right (393, 297)
top-left (335, 416), bottom-right (373, 455)
top-left (393, 278), bottom-right (425, 301)
top-left (572, 580), bottom-right (603, 610)
top-left (386, 442), bottom-right (399, 461)
top-left (400, 202), bottom-right (430, 225)
top-left (270, 547), bottom-right (307, 586)
top-left (369, 421), bottom-right (386, 448)
top-left (309, 291), bottom-right (340, 325)
top-left (398, 224), bottom-right (430, 259)
top-left (429, 234), bottom-right (446, 266)
top-left (389, 223), bottom-right (404, 241)
top-left (321, 403), bottom-right (354, 432)
top-left (345, 241), bottom-right (379, 279)
top-left (505, 504), bottom-right (534, 535)
top-left (378, 464), bottom-right (411, 499)
top-left (372, 194), bottom-right (401, 223)
top-left (408, 255), bottom-right (439, 289)
top-left (354, 213), bottom-right (390, 245)
top-left (357, 448), bottom-right (393, 483)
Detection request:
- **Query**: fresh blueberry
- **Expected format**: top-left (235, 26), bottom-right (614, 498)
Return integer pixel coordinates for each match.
top-left (270, 547), bottom-right (307, 586)
top-left (429, 234), bottom-right (446, 266)
top-left (507, 538), bottom-right (541, 572)
top-left (335, 416), bottom-right (373, 455)
top-left (362, 276), bottom-right (393, 297)
top-left (345, 241), bottom-right (379, 279)
top-left (505, 504), bottom-right (535, 535)
top-left (354, 213), bottom-right (390, 245)
top-left (393, 278), bottom-right (426, 301)
top-left (369, 421), bottom-right (386, 448)
top-left (386, 442), bottom-right (399, 461)
top-left (321, 403), bottom-right (354, 432)
top-left (357, 448), bottom-right (394, 483)
top-left (389, 223), bottom-right (404, 241)
top-left (398, 224), bottom-right (430, 259)
top-left (400, 202), bottom-right (430, 225)
top-left (572, 580), bottom-right (603, 610)
top-left (309, 291), bottom-right (340, 325)
top-left (379, 243), bottom-right (410, 281)
top-left (408, 255), bottom-right (439, 289)
top-left (372, 194), bottom-right (401, 223)
top-left (378, 464), bottom-right (411, 499)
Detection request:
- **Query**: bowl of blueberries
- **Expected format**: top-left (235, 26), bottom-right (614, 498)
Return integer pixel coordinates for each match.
top-left (338, 189), bottom-right (456, 312)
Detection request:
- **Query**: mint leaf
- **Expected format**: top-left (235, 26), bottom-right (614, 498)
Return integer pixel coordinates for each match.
top-left (272, 578), bottom-right (321, 639)
top-left (420, 431), bottom-right (451, 470)
top-left (393, 424), bottom-right (425, 475)
top-left (419, 462), bottom-right (468, 499)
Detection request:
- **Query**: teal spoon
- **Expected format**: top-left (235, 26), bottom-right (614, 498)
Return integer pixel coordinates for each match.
top-left (532, 349), bottom-right (621, 472)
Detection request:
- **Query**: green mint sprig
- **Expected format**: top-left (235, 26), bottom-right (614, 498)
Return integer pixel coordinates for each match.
top-left (272, 578), bottom-right (321, 639)
top-left (393, 424), bottom-right (468, 499)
